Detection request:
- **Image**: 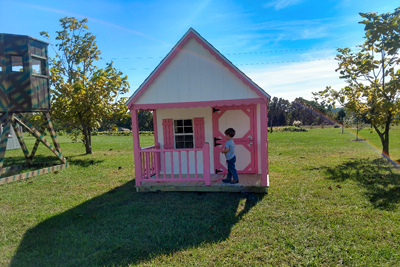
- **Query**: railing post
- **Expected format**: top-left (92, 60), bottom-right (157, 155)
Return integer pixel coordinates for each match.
top-left (146, 152), bottom-right (150, 179)
top-left (178, 151), bottom-right (182, 179)
top-left (203, 143), bottom-right (211, 185)
top-left (187, 151), bottom-right (190, 179)
top-left (194, 150), bottom-right (198, 179)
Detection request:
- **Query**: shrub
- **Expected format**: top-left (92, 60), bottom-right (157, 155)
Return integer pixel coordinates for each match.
top-left (69, 129), bottom-right (81, 143)
top-left (282, 126), bottom-right (308, 132)
top-left (293, 120), bottom-right (302, 127)
top-left (57, 130), bottom-right (66, 136)
top-left (92, 130), bottom-right (99, 136)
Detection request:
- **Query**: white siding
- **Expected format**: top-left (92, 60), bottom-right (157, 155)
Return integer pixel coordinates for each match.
top-left (156, 107), bottom-right (214, 174)
top-left (136, 38), bottom-right (260, 104)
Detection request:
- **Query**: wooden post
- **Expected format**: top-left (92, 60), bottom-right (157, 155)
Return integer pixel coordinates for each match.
top-left (11, 118), bottom-right (32, 165)
top-left (260, 102), bottom-right (269, 186)
top-left (131, 109), bottom-right (142, 186)
top-left (186, 151), bottom-right (190, 179)
top-left (0, 113), bottom-right (11, 170)
top-left (203, 142), bottom-right (211, 186)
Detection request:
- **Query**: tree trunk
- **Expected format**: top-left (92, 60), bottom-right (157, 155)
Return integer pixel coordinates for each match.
top-left (82, 125), bottom-right (92, 154)
top-left (373, 124), bottom-right (389, 156)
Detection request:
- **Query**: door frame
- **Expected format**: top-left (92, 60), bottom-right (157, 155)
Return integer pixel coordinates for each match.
top-left (212, 104), bottom-right (258, 174)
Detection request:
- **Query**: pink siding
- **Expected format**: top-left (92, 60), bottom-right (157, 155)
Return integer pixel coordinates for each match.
top-left (162, 119), bottom-right (174, 149)
top-left (194, 117), bottom-right (205, 148)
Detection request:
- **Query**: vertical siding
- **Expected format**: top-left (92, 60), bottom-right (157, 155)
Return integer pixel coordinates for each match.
top-left (135, 38), bottom-right (260, 104)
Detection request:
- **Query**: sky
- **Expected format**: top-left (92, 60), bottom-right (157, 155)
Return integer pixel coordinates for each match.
top-left (1, 0), bottom-right (399, 102)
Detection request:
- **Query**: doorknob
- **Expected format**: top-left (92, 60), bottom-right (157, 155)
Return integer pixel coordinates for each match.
top-left (248, 135), bottom-right (252, 140)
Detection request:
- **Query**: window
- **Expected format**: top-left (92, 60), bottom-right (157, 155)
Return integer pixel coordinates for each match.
top-left (11, 55), bottom-right (23, 72)
top-left (32, 57), bottom-right (46, 75)
top-left (174, 119), bottom-right (194, 148)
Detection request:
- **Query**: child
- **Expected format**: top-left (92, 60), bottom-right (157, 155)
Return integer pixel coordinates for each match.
top-left (221, 128), bottom-right (239, 184)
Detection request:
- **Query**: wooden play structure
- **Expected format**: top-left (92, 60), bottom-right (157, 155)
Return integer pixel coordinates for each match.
top-left (127, 28), bottom-right (270, 193)
top-left (0, 33), bottom-right (67, 185)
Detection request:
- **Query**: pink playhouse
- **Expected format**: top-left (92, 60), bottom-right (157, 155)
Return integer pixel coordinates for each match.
top-left (127, 28), bottom-right (270, 193)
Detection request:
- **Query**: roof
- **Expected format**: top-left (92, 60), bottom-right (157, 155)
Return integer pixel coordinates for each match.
top-left (126, 28), bottom-right (270, 108)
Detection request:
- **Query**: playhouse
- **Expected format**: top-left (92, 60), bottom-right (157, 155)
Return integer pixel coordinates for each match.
top-left (127, 28), bottom-right (270, 193)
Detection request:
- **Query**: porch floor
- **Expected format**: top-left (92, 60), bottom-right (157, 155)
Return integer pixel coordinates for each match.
top-left (136, 174), bottom-right (268, 193)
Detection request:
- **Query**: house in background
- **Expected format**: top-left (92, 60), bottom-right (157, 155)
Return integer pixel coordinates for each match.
top-left (126, 28), bottom-right (270, 193)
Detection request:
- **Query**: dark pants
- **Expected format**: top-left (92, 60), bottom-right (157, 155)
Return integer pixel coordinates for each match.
top-left (227, 156), bottom-right (239, 181)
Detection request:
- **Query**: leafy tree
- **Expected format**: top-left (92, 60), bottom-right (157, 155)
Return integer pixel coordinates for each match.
top-left (138, 111), bottom-right (154, 131)
top-left (40, 17), bottom-right (129, 154)
top-left (345, 113), bottom-right (366, 141)
top-left (314, 8), bottom-right (400, 156)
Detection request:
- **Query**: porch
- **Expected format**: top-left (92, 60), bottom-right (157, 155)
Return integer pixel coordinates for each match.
top-left (137, 174), bottom-right (268, 193)
top-left (136, 143), bottom-right (268, 193)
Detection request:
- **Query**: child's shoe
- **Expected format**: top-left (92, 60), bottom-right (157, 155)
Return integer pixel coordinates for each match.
top-left (222, 178), bottom-right (231, 183)
top-left (230, 180), bottom-right (239, 184)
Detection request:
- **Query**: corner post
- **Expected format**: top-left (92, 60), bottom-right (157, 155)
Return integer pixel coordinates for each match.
top-left (260, 101), bottom-right (269, 186)
top-left (203, 142), bottom-right (211, 185)
top-left (131, 108), bottom-right (142, 186)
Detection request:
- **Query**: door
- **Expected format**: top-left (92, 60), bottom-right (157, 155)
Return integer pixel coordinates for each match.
top-left (212, 105), bottom-right (256, 174)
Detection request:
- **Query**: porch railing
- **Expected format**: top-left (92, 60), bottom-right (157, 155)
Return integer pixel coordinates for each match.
top-left (138, 142), bottom-right (210, 186)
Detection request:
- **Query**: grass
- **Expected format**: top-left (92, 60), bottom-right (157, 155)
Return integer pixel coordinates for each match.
top-left (0, 127), bottom-right (400, 266)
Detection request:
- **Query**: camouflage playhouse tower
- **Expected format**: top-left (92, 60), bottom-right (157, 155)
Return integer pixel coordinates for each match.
top-left (0, 33), bottom-right (67, 185)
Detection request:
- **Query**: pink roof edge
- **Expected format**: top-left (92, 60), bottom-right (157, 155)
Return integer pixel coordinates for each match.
top-left (126, 28), bottom-right (271, 108)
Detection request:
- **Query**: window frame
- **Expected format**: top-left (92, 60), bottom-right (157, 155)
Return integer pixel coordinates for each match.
top-left (31, 55), bottom-right (47, 76)
top-left (10, 55), bottom-right (24, 72)
top-left (173, 119), bottom-right (194, 149)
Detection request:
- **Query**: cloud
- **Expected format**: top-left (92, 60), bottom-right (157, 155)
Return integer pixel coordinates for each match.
top-left (252, 18), bottom-right (343, 40)
top-left (243, 58), bottom-right (345, 101)
top-left (263, 0), bottom-right (304, 10)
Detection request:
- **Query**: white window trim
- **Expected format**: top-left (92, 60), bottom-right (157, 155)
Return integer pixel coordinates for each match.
top-left (173, 119), bottom-right (194, 149)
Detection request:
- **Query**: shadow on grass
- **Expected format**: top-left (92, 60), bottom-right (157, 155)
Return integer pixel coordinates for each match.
top-left (10, 180), bottom-right (263, 266)
top-left (3, 154), bottom-right (103, 168)
top-left (320, 157), bottom-right (400, 210)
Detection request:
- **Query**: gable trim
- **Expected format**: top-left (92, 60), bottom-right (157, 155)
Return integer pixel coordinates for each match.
top-left (127, 28), bottom-right (270, 109)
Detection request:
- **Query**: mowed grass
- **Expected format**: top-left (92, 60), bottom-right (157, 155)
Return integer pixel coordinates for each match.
top-left (0, 127), bottom-right (400, 266)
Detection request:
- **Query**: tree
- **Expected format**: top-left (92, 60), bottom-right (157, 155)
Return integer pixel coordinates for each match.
top-left (336, 108), bottom-right (346, 134)
top-left (41, 17), bottom-right (130, 154)
top-left (313, 8), bottom-right (400, 156)
top-left (344, 113), bottom-right (365, 140)
top-left (138, 111), bottom-right (154, 131)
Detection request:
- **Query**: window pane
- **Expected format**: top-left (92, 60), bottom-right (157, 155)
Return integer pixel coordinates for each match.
top-left (176, 142), bottom-right (185, 149)
top-left (11, 56), bottom-right (23, 72)
top-left (185, 142), bottom-right (194, 148)
top-left (32, 58), bottom-right (45, 75)
top-left (184, 127), bottom-right (193, 133)
top-left (184, 120), bottom-right (192, 126)
top-left (176, 120), bottom-right (183, 126)
top-left (185, 135), bottom-right (193, 142)
top-left (175, 127), bottom-right (183, 134)
top-left (175, 135), bottom-right (184, 141)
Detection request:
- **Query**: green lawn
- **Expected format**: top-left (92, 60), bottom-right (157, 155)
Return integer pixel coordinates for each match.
top-left (0, 127), bottom-right (400, 266)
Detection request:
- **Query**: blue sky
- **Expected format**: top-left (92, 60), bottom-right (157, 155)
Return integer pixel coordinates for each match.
top-left (1, 0), bottom-right (398, 101)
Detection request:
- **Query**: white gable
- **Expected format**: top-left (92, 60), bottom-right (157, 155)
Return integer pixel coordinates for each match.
top-left (135, 38), bottom-right (261, 105)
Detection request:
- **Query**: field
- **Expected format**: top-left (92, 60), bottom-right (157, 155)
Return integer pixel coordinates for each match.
top-left (0, 127), bottom-right (400, 266)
